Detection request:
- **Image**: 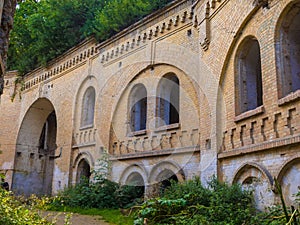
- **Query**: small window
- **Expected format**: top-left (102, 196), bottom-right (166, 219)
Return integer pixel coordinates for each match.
top-left (129, 84), bottom-right (147, 132)
top-left (81, 87), bottom-right (96, 127)
top-left (276, 3), bottom-right (300, 98)
top-left (235, 37), bottom-right (263, 115)
top-left (157, 74), bottom-right (180, 126)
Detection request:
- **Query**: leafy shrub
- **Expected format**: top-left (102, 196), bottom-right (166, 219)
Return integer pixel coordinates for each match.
top-left (135, 176), bottom-right (300, 225)
top-left (50, 178), bottom-right (143, 210)
top-left (135, 177), bottom-right (257, 225)
top-left (163, 177), bottom-right (211, 207)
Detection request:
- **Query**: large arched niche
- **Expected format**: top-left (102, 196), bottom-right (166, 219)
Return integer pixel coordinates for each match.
top-left (13, 98), bottom-right (57, 196)
top-left (277, 157), bottom-right (300, 206)
top-left (233, 162), bottom-right (274, 211)
top-left (216, 4), bottom-right (269, 152)
top-left (108, 64), bottom-right (202, 154)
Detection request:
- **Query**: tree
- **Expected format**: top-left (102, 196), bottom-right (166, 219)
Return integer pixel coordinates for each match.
top-left (7, 0), bottom-right (174, 75)
top-left (0, 0), bottom-right (18, 95)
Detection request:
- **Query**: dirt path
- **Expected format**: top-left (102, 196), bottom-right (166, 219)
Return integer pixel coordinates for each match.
top-left (41, 211), bottom-right (110, 225)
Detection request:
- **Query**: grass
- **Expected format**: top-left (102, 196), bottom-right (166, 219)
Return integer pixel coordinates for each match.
top-left (47, 206), bottom-right (134, 225)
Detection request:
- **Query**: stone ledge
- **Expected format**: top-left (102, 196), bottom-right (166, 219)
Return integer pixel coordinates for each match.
top-left (79, 124), bottom-right (94, 131)
top-left (154, 123), bottom-right (180, 133)
top-left (110, 145), bottom-right (200, 161)
top-left (278, 90), bottom-right (300, 106)
top-left (128, 129), bottom-right (147, 137)
top-left (218, 134), bottom-right (300, 159)
top-left (234, 105), bottom-right (264, 123)
top-left (72, 142), bottom-right (96, 149)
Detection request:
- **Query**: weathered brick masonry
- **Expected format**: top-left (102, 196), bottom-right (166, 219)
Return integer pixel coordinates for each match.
top-left (0, 0), bottom-right (299, 208)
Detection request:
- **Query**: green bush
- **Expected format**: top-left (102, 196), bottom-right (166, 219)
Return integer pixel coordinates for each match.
top-left (135, 177), bottom-right (257, 225)
top-left (50, 178), bottom-right (143, 210)
top-left (135, 177), bottom-right (300, 225)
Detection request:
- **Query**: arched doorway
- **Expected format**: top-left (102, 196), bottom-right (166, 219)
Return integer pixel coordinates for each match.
top-left (157, 169), bottom-right (179, 194)
top-left (76, 159), bottom-right (91, 184)
top-left (125, 172), bottom-right (145, 199)
top-left (12, 98), bottom-right (57, 196)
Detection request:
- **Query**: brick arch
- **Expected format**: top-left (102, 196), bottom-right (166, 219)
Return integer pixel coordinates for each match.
top-left (107, 63), bottom-right (203, 154)
top-left (232, 162), bottom-right (275, 210)
top-left (276, 157), bottom-right (300, 205)
top-left (98, 40), bottom-right (212, 149)
top-left (72, 151), bottom-right (94, 184)
top-left (13, 97), bottom-right (57, 196)
top-left (232, 162), bottom-right (273, 186)
top-left (72, 151), bottom-right (95, 169)
top-left (149, 160), bottom-right (185, 185)
top-left (119, 163), bottom-right (148, 186)
top-left (216, 1), bottom-right (281, 154)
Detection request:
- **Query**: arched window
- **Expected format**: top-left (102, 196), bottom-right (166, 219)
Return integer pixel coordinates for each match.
top-left (129, 84), bottom-right (147, 132)
top-left (81, 87), bottom-right (96, 127)
top-left (235, 37), bottom-right (263, 115)
top-left (157, 74), bottom-right (180, 126)
top-left (276, 3), bottom-right (300, 98)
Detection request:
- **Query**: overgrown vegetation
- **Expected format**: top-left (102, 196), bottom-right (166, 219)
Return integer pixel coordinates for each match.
top-left (2, 174), bottom-right (300, 224)
top-left (49, 178), bottom-right (143, 210)
top-left (0, 188), bottom-right (53, 225)
top-left (8, 0), bottom-right (174, 75)
top-left (134, 177), bottom-right (300, 225)
top-left (134, 177), bottom-right (257, 225)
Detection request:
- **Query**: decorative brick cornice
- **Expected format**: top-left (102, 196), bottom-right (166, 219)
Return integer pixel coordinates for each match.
top-left (22, 38), bottom-right (98, 92)
top-left (99, 8), bottom-right (193, 64)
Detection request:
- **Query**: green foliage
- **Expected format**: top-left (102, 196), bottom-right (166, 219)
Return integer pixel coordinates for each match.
top-left (50, 178), bottom-right (144, 210)
top-left (135, 177), bottom-right (257, 225)
top-left (163, 177), bottom-right (211, 206)
top-left (50, 154), bottom-right (143, 210)
top-left (8, 0), bottom-right (173, 75)
top-left (0, 189), bottom-right (53, 225)
top-left (135, 177), bottom-right (300, 225)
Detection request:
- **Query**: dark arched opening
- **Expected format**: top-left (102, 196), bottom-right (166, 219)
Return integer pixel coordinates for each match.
top-left (76, 159), bottom-right (91, 184)
top-left (13, 98), bottom-right (57, 196)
